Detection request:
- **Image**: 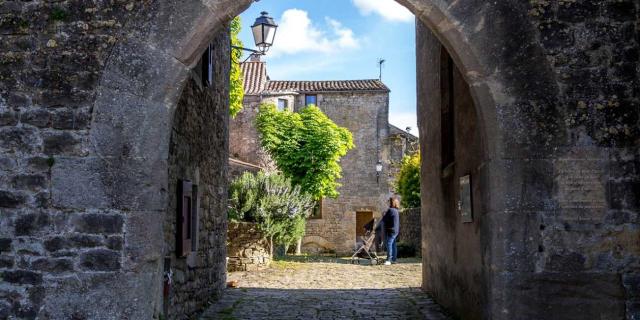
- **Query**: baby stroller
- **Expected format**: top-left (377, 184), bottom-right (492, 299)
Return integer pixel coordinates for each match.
top-left (350, 219), bottom-right (383, 265)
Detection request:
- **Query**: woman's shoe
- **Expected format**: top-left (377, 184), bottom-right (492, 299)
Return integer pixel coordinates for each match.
top-left (384, 261), bottom-right (392, 265)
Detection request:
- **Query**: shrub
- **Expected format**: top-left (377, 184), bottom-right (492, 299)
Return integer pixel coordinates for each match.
top-left (228, 172), bottom-right (315, 255)
top-left (396, 152), bottom-right (421, 208)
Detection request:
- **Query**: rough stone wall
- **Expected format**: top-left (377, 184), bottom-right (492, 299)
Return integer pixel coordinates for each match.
top-left (298, 92), bottom-right (391, 254)
top-left (414, 0), bottom-right (640, 319)
top-left (228, 94), bottom-right (276, 170)
top-left (163, 28), bottom-right (230, 319)
top-left (387, 127), bottom-right (419, 194)
top-left (0, 2), bottom-right (148, 319)
top-left (226, 222), bottom-right (271, 272)
top-left (398, 208), bottom-right (421, 256)
top-left (0, 1), bottom-right (248, 318)
top-left (418, 42), bottom-right (486, 319)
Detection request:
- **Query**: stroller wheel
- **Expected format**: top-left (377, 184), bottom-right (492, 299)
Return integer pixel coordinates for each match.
top-left (370, 259), bottom-right (377, 265)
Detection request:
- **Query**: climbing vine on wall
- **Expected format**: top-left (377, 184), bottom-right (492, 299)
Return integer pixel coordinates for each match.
top-left (256, 104), bottom-right (355, 200)
top-left (229, 16), bottom-right (244, 117)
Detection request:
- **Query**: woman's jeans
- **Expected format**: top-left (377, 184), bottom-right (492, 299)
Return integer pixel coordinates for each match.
top-left (385, 232), bottom-right (398, 262)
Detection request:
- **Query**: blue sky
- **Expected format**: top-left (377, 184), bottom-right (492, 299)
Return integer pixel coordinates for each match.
top-left (238, 0), bottom-right (417, 134)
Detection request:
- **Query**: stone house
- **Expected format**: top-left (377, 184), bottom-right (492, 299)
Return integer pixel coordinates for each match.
top-left (229, 57), bottom-right (418, 254)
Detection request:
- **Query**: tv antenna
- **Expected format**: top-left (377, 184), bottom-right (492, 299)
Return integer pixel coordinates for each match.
top-left (378, 58), bottom-right (386, 80)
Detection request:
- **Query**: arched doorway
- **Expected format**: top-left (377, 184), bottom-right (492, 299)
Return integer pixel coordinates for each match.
top-left (89, 1), bottom-right (506, 318)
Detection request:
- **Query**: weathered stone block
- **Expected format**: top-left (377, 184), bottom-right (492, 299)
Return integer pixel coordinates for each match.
top-left (52, 157), bottom-right (167, 211)
top-left (2, 270), bottom-right (42, 285)
top-left (0, 127), bottom-right (40, 153)
top-left (26, 157), bottom-right (52, 173)
top-left (30, 258), bottom-right (74, 274)
top-left (42, 131), bottom-right (83, 156)
top-left (0, 157), bottom-right (16, 171)
top-left (14, 213), bottom-right (49, 236)
top-left (41, 272), bottom-right (159, 319)
top-left (123, 211), bottom-right (163, 271)
top-left (545, 252), bottom-right (586, 272)
top-left (90, 88), bottom-right (173, 160)
top-left (11, 174), bottom-right (47, 191)
top-left (72, 213), bottom-right (123, 235)
top-left (0, 238), bottom-right (11, 253)
top-left (0, 190), bottom-right (25, 208)
top-left (623, 273), bottom-right (640, 298)
top-left (0, 109), bottom-right (17, 126)
top-left (106, 236), bottom-right (123, 250)
top-left (497, 272), bottom-right (625, 319)
top-left (68, 234), bottom-right (103, 248)
top-left (79, 249), bottom-right (120, 271)
top-left (0, 256), bottom-right (14, 268)
top-left (20, 108), bottom-right (50, 128)
top-left (43, 237), bottom-right (65, 252)
top-left (51, 109), bottom-right (75, 130)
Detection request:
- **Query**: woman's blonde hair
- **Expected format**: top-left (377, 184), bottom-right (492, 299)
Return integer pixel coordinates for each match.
top-left (389, 197), bottom-right (400, 209)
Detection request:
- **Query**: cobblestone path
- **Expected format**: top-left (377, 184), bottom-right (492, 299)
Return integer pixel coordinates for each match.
top-left (201, 258), bottom-right (451, 320)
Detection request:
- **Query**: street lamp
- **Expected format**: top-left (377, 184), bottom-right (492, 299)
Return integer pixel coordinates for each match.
top-left (232, 11), bottom-right (278, 61)
top-left (252, 11), bottom-right (278, 53)
top-left (376, 161), bottom-right (383, 183)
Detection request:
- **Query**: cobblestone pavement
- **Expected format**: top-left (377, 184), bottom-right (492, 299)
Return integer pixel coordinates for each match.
top-left (201, 258), bottom-right (451, 320)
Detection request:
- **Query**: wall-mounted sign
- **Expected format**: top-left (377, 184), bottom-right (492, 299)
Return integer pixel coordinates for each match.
top-left (458, 175), bottom-right (473, 223)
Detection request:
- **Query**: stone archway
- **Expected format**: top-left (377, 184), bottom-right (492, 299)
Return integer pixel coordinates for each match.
top-left (1, 0), bottom-right (636, 319)
top-left (71, 1), bottom-right (510, 317)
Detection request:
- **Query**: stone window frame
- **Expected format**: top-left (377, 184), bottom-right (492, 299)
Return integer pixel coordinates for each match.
top-left (310, 199), bottom-right (322, 219)
top-left (277, 98), bottom-right (288, 111)
top-left (305, 94), bottom-right (317, 106)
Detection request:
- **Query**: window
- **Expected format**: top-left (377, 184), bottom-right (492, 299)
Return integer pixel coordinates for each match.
top-left (441, 48), bottom-right (455, 170)
top-left (310, 199), bottom-right (322, 219)
top-left (177, 180), bottom-right (199, 257)
top-left (200, 43), bottom-right (214, 87)
top-left (305, 94), bottom-right (317, 106)
top-left (277, 98), bottom-right (288, 111)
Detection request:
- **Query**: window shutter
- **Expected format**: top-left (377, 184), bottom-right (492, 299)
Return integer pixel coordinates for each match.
top-left (191, 184), bottom-right (199, 252)
top-left (177, 180), bottom-right (192, 257)
top-left (201, 44), bottom-right (214, 87)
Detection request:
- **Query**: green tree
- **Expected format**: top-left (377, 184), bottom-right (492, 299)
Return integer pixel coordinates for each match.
top-left (396, 151), bottom-right (421, 208)
top-left (229, 16), bottom-right (244, 117)
top-left (256, 104), bottom-right (354, 199)
top-left (228, 172), bottom-right (314, 255)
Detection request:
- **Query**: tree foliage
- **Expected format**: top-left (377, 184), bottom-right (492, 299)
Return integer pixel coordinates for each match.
top-left (228, 172), bottom-right (315, 254)
top-left (256, 104), bottom-right (354, 200)
top-left (396, 151), bottom-right (421, 208)
top-left (229, 16), bottom-right (244, 117)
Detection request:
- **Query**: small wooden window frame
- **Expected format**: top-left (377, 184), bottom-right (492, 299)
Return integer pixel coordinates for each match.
top-left (177, 180), bottom-right (199, 257)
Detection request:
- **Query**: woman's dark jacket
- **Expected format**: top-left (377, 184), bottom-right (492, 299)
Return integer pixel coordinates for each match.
top-left (380, 207), bottom-right (400, 236)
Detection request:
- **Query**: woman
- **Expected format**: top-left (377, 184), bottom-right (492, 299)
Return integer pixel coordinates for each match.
top-left (381, 197), bottom-right (400, 265)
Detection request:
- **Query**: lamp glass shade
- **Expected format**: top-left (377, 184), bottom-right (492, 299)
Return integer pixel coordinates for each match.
top-left (376, 162), bottom-right (383, 173)
top-left (251, 12), bottom-right (278, 53)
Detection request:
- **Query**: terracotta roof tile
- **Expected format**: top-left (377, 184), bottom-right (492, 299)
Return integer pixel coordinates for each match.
top-left (240, 61), bottom-right (267, 95)
top-left (265, 79), bottom-right (389, 93)
top-left (241, 61), bottom-right (389, 95)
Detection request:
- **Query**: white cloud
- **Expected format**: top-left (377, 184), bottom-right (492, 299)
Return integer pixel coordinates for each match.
top-left (352, 0), bottom-right (414, 22)
top-left (269, 9), bottom-right (360, 57)
top-left (389, 111), bottom-right (419, 136)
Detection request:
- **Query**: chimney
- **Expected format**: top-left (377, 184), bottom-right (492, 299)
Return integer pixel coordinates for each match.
top-left (249, 54), bottom-right (261, 62)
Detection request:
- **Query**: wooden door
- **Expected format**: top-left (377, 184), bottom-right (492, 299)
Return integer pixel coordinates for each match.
top-left (356, 211), bottom-right (374, 238)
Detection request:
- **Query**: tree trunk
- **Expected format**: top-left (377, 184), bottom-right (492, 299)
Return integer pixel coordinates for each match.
top-left (296, 238), bottom-right (302, 255)
top-left (269, 235), bottom-right (274, 257)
